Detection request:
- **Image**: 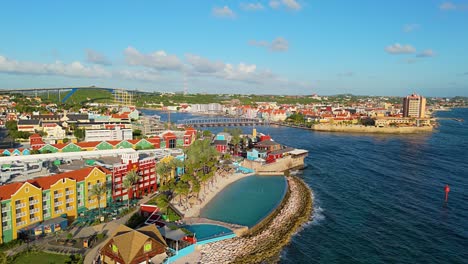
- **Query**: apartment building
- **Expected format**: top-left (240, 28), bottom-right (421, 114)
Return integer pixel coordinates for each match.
top-left (0, 166), bottom-right (110, 244)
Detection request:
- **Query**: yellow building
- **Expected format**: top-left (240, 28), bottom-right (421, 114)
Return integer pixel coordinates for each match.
top-left (0, 166), bottom-right (111, 244)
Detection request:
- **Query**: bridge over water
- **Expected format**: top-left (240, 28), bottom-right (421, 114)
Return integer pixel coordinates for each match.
top-left (0, 86), bottom-right (140, 103)
top-left (178, 117), bottom-right (268, 127)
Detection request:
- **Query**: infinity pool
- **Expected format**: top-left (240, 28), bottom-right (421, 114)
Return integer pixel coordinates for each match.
top-left (200, 175), bottom-right (287, 227)
top-left (182, 224), bottom-right (232, 241)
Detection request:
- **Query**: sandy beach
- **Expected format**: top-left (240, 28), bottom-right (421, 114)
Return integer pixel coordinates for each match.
top-left (173, 172), bottom-right (255, 218)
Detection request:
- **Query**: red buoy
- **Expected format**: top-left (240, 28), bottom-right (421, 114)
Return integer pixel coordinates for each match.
top-left (444, 185), bottom-right (450, 202)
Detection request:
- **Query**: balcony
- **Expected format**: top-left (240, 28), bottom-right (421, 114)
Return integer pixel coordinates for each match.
top-left (66, 198), bottom-right (74, 203)
top-left (67, 207), bottom-right (74, 211)
top-left (3, 224), bottom-right (11, 230)
top-left (2, 216), bottom-right (10, 222)
top-left (15, 203), bottom-right (26, 209)
top-left (54, 193), bottom-right (63, 198)
top-left (30, 217), bottom-right (40, 222)
top-left (16, 221), bottom-right (27, 227)
top-left (66, 190), bottom-right (74, 195)
top-left (29, 199), bottom-right (39, 205)
top-left (43, 213), bottom-right (50, 218)
top-left (16, 212), bottom-right (27, 218)
top-left (30, 208), bottom-right (39, 214)
top-left (43, 205), bottom-right (50, 209)
top-left (54, 201), bottom-right (63, 206)
top-left (55, 209), bottom-right (63, 214)
top-left (1, 206), bottom-right (10, 213)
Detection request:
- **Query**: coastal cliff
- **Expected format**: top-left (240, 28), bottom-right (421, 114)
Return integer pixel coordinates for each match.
top-left (198, 176), bottom-right (313, 263)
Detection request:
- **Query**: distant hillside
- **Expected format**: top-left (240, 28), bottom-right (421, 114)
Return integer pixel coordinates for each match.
top-left (42, 88), bottom-right (113, 104)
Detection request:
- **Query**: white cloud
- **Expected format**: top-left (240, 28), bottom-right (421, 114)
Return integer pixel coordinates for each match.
top-left (385, 43), bottom-right (416, 54)
top-left (0, 55), bottom-right (111, 78)
top-left (116, 69), bottom-right (160, 82)
top-left (124, 46), bottom-right (182, 71)
top-left (440, 2), bottom-right (457, 10)
top-left (240, 3), bottom-right (264, 11)
top-left (212, 6), bottom-right (236, 18)
top-left (403, 24), bottom-right (420, 33)
top-left (439, 2), bottom-right (468, 10)
top-left (282, 0), bottom-right (301, 10)
top-left (185, 54), bottom-right (224, 73)
top-left (271, 37), bottom-right (289, 51)
top-left (268, 0), bottom-right (301, 10)
top-left (249, 37), bottom-right (289, 52)
top-left (86, 49), bottom-right (111, 65)
top-left (269, 0), bottom-right (281, 9)
top-left (416, 49), bottom-right (435, 57)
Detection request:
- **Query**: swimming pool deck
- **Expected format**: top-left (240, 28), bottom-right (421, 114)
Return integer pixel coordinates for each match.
top-left (184, 217), bottom-right (248, 235)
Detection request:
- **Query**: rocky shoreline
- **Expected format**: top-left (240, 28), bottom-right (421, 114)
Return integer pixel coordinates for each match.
top-left (197, 176), bottom-right (313, 264)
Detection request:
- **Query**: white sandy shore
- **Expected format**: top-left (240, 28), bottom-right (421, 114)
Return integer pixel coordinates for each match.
top-left (173, 172), bottom-right (255, 218)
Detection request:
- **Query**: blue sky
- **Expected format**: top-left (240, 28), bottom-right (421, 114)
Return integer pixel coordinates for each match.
top-left (0, 0), bottom-right (467, 96)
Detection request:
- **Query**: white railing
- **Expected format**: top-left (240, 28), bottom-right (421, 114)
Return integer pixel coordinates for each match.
top-left (3, 224), bottom-right (11, 230)
top-left (29, 200), bottom-right (39, 205)
top-left (17, 212), bottom-right (26, 217)
top-left (43, 213), bottom-right (50, 218)
top-left (1, 206), bottom-right (10, 213)
top-left (30, 208), bottom-right (39, 214)
top-left (66, 190), bottom-right (74, 195)
top-left (15, 203), bottom-right (26, 209)
top-left (55, 209), bottom-right (63, 214)
top-left (54, 193), bottom-right (63, 198)
top-left (16, 221), bottom-right (26, 227)
top-left (30, 217), bottom-right (40, 222)
top-left (67, 207), bottom-right (74, 211)
top-left (2, 216), bottom-right (10, 221)
top-left (66, 198), bottom-right (74, 203)
top-left (55, 201), bottom-right (63, 206)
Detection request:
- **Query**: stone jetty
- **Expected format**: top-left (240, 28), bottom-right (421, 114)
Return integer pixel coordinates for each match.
top-left (197, 176), bottom-right (313, 263)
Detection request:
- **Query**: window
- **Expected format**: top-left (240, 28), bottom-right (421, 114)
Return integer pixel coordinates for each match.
top-left (112, 244), bottom-right (118, 253)
top-left (144, 243), bottom-right (152, 252)
top-left (1, 212), bottom-right (7, 218)
top-left (29, 197), bottom-right (34, 201)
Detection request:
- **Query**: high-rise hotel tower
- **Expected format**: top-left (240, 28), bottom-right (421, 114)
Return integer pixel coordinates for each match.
top-left (403, 93), bottom-right (426, 118)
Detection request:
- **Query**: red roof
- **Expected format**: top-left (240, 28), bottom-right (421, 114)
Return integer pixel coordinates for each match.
top-left (147, 137), bottom-right (160, 144)
top-left (111, 113), bottom-right (129, 119)
top-left (76, 141), bottom-right (100, 148)
top-left (53, 143), bottom-right (69, 149)
top-left (162, 132), bottom-right (176, 139)
top-left (106, 140), bottom-right (121, 146)
top-left (127, 139), bottom-right (139, 145)
top-left (0, 182), bottom-right (23, 200)
top-left (30, 133), bottom-right (42, 139)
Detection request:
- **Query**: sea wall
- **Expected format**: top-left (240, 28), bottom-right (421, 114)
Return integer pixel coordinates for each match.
top-left (242, 155), bottom-right (305, 173)
top-left (310, 124), bottom-right (433, 134)
top-left (198, 176), bottom-right (313, 264)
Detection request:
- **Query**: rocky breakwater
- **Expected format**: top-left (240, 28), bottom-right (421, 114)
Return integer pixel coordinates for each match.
top-left (198, 176), bottom-right (313, 264)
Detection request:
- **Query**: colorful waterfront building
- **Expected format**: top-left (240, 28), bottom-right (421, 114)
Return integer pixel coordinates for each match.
top-left (0, 167), bottom-right (110, 244)
top-left (112, 153), bottom-right (157, 201)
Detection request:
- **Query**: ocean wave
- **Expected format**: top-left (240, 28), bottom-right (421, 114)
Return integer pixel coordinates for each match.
top-left (311, 206), bottom-right (325, 225)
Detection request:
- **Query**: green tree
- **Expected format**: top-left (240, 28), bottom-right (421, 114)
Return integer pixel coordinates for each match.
top-left (155, 194), bottom-right (169, 214)
top-left (89, 183), bottom-right (107, 219)
top-left (73, 128), bottom-right (85, 140)
top-left (123, 170), bottom-right (141, 205)
top-left (0, 251), bottom-right (7, 264)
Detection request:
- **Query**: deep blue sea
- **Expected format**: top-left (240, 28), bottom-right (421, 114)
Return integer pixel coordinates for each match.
top-left (142, 108), bottom-right (468, 264)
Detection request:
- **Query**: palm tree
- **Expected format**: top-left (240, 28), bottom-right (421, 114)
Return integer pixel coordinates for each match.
top-left (155, 194), bottom-right (169, 214)
top-left (122, 177), bottom-right (132, 207)
top-left (89, 183), bottom-right (107, 219)
top-left (156, 162), bottom-right (171, 186)
top-left (125, 170), bottom-right (141, 200)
